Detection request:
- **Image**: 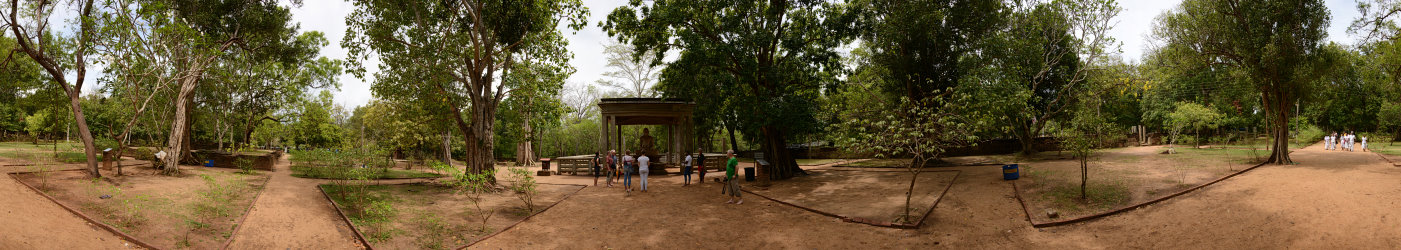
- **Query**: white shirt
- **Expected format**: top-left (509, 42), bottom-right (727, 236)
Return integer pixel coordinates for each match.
top-left (684, 155), bottom-right (693, 166)
top-left (638, 155), bottom-right (650, 170)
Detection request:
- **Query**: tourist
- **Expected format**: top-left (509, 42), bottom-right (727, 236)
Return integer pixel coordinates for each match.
top-left (724, 150), bottom-right (742, 204)
top-left (682, 150), bottom-right (694, 186)
top-left (696, 149), bottom-right (707, 183)
top-left (592, 152), bottom-right (601, 186)
top-left (624, 150), bottom-right (635, 192)
top-left (606, 150), bottom-right (617, 187)
top-left (1324, 133), bottom-right (1333, 150)
top-left (638, 154), bottom-right (650, 192)
top-left (1361, 135), bottom-right (1369, 152)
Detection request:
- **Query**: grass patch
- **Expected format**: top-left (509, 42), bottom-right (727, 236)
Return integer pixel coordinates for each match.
top-left (322, 184), bottom-right (400, 243)
top-left (1039, 181), bottom-right (1132, 213)
top-left (836, 158), bottom-right (911, 168)
top-left (794, 159), bottom-right (845, 166)
top-left (291, 166), bottom-right (443, 180)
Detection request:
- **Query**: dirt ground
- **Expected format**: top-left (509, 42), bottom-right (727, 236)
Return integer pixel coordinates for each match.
top-left (327, 182), bottom-right (584, 249)
top-left (1014, 146), bottom-right (1260, 220)
top-left (226, 154), bottom-right (365, 249)
top-left (14, 166), bottom-right (268, 249)
top-left (7, 143), bottom-right (1401, 249)
top-left (0, 159), bottom-right (134, 249)
top-left (749, 169), bottom-right (957, 223)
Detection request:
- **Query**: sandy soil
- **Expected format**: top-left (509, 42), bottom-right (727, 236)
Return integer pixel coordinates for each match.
top-left (0, 159), bottom-right (134, 249)
top-left (14, 166), bottom-right (268, 249)
top-left (749, 170), bottom-right (957, 223)
top-left (1014, 146), bottom-right (1254, 220)
top-left (328, 183), bottom-right (584, 248)
top-left (225, 154), bottom-right (364, 249)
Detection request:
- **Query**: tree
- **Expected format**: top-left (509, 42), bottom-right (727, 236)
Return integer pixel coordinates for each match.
top-left (834, 95), bottom-right (973, 223)
top-left (345, 0), bottom-right (587, 178)
top-left (596, 41), bottom-right (660, 98)
top-left (1154, 0), bottom-right (1335, 164)
top-left (3, 0), bottom-right (106, 177)
top-left (1380, 102), bottom-right (1401, 145)
top-left (1060, 93), bottom-right (1111, 200)
top-left (853, 0), bottom-right (1007, 103)
top-left (966, 0), bottom-right (1121, 155)
top-left (605, 0), bottom-right (860, 185)
top-left (1166, 102), bottom-right (1222, 151)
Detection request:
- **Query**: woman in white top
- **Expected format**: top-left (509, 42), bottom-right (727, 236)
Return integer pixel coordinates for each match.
top-left (637, 154), bottom-right (650, 192)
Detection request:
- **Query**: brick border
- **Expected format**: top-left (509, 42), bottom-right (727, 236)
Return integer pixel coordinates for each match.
top-left (1011, 160), bottom-right (1271, 228)
top-left (742, 169), bottom-right (962, 229)
top-left (8, 169), bottom-right (159, 249)
top-left (316, 184), bottom-right (377, 250)
top-left (1374, 151), bottom-right (1400, 167)
top-left (457, 183), bottom-right (587, 249)
top-left (219, 171), bottom-right (275, 250)
top-left (315, 182), bottom-right (587, 250)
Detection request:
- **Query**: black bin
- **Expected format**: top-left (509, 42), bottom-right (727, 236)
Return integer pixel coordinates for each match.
top-left (744, 167), bottom-right (756, 181)
top-left (539, 158), bottom-right (551, 170)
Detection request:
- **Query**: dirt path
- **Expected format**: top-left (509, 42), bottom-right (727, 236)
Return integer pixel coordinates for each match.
top-left (226, 155), bottom-right (363, 249)
top-left (0, 161), bottom-right (133, 249)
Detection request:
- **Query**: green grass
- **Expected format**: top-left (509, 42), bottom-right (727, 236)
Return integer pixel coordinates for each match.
top-left (291, 166), bottom-right (444, 180)
top-left (1370, 142), bottom-right (1401, 157)
top-left (1040, 181), bottom-right (1132, 213)
top-left (321, 184), bottom-right (400, 243)
top-left (794, 159), bottom-right (845, 166)
top-left (836, 158), bottom-right (912, 168)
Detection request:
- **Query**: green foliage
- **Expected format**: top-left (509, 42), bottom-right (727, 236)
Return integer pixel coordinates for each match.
top-left (235, 156), bottom-right (256, 175)
top-left (1166, 102), bottom-right (1223, 148)
top-left (834, 96), bottom-right (974, 222)
top-left (1380, 102), bottom-right (1401, 137)
top-left (505, 166), bottom-right (539, 213)
top-left (1154, 0), bottom-right (1335, 163)
top-left (449, 168), bottom-right (497, 230)
top-left (606, 0), bottom-right (857, 173)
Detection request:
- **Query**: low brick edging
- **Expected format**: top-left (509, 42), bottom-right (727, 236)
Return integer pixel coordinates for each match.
top-left (458, 183), bottom-right (587, 249)
top-left (7, 169), bottom-right (159, 249)
top-left (741, 169), bottom-right (962, 229)
top-left (1373, 152), bottom-right (1400, 167)
top-left (219, 172), bottom-right (275, 250)
top-left (1011, 160), bottom-right (1272, 228)
top-left (316, 182), bottom-right (587, 250)
top-left (316, 185), bottom-right (377, 250)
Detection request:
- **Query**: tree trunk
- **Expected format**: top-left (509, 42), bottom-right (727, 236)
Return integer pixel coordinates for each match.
top-left (163, 75), bottom-right (201, 175)
top-left (1263, 97), bottom-right (1292, 165)
top-left (443, 130), bottom-right (452, 165)
top-left (1080, 159), bottom-right (1088, 200)
top-left (1016, 125), bottom-right (1037, 155)
top-left (726, 121), bottom-right (739, 151)
top-left (66, 92), bottom-right (101, 178)
top-left (757, 125), bottom-right (804, 187)
top-left (904, 157), bottom-right (924, 223)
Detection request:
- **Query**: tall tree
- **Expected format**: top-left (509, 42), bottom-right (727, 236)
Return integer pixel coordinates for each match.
top-left (3, 0), bottom-right (106, 177)
top-left (596, 41), bottom-right (660, 98)
top-left (605, 0), bottom-right (859, 185)
top-left (853, 0), bottom-right (1006, 102)
top-left (965, 0), bottom-right (1121, 155)
top-left (1154, 0), bottom-right (1335, 164)
top-left (344, 0), bottom-right (587, 177)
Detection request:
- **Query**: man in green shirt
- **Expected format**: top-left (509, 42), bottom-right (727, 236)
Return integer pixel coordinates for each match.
top-left (724, 150), bottom-right (742, 204)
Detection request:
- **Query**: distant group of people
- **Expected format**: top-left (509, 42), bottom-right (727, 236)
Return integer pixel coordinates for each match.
top-left (587, 149), bottom-right (743, 204)
top-left (1324, 132), bottom-right (1368, 152)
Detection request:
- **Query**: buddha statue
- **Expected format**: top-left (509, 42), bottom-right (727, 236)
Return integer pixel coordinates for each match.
top-left (639, 128), bottom-right (656, 157)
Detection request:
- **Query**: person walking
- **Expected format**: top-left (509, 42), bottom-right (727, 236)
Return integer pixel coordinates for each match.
top-left (1362, 135), bottom-right (1370, 151)
top-left (606, 150), bottom-right (617, 187)
top-left (724, 150), bottom-right (742, 204)
top-left (623, 151), bottom-right (636, 192)
top-left (638, 154), bottom-right (651, 192)
top-left (696, 149), bottom-right (707, 184)
top-left (1325, 133), bottom-right (1333, 150)
top-left (682, 151), bottom-right (694, 186)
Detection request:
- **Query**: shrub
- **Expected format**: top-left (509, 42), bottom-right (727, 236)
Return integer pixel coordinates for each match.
top-left (505, 166), bottom-right (538, 213)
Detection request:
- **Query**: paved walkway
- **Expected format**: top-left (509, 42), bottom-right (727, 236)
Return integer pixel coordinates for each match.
top-left (226, 155), bottom-right (363, 249)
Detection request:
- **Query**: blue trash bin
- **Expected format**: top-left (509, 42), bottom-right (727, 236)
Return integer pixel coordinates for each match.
top-left (1002, 164), bottom-right (1019, 180)
top-left (204, 160), bottom-right (214, 167)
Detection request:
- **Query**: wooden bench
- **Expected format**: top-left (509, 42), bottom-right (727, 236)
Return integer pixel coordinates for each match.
top-left (552, 156), bottom-right (594, 175)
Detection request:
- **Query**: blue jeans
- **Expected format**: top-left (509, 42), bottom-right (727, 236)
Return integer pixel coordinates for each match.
top-left (624, 164), bottom-right (633, 187)
top-left (683, 166), bottom-right (693, 183)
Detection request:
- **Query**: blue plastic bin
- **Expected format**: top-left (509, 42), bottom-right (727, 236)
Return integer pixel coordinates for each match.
top-left (204, 160), bottom-right (214, 167)
top-left (1002, 164), bottom-right (1019, 180)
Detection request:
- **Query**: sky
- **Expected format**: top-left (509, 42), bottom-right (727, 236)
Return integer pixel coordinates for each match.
top-left (281, 0), bottom-right (1367, 109)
